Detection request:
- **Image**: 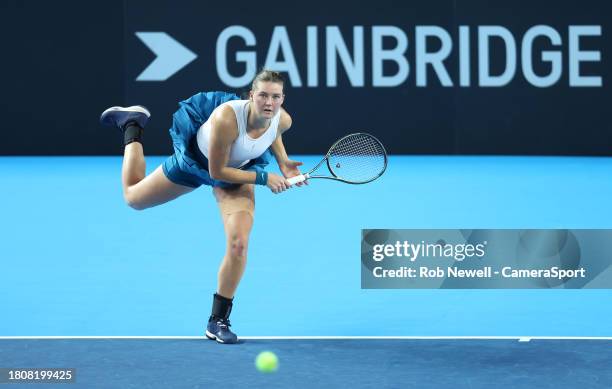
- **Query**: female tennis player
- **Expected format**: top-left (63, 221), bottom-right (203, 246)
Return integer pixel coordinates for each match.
top-left (100, 70), bottom-right (304, 344)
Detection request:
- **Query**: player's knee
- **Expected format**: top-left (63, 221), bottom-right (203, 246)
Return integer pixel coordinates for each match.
top-left (228, 234), bottom-right (248, 260)
top-left (124, 190), bottom-right (146, 211)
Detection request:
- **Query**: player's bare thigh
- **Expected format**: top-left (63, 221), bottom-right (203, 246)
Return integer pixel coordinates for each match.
top-left (125, 166), bottom-right (196, 210)
top-left (213, 184), bottom-right (255, 220)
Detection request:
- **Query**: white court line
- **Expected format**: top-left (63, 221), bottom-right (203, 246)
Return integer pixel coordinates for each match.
top-left (518, 337), bottom-right (531, 342)
top-left (0, 336), bottom-right (610, 340)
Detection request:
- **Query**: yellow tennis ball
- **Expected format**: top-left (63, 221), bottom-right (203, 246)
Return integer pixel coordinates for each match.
top-left (255, 351), bottom-right (279, 373)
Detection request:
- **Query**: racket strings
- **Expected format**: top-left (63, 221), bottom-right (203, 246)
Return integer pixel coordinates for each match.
top-left (328, 134), bottom-right (386, 182)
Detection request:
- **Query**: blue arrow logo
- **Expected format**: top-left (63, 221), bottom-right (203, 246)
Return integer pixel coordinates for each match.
top-left (135, 32), bottom-right (197, 81)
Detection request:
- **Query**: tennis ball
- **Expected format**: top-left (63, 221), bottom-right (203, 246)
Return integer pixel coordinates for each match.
top-left (255, 351), bottom-right (278, 373)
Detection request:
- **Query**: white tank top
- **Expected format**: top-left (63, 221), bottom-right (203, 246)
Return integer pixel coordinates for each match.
top-left (196, 100), bottom-right (280, 168)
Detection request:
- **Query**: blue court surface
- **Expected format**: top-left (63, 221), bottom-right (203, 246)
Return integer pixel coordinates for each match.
top-left (1, 155), bottom-right (612, 387)
top-left (1, 338), bottom-right (611, 388)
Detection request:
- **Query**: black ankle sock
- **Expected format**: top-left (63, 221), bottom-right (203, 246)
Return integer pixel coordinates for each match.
top-left (210, 293), bottom-right (233, 320)
top-left (124, 122), bottom-right (143, 145)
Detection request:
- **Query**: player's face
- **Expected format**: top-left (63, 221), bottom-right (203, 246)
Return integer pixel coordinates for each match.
top-left (250, 81), bottom-right (284, 119)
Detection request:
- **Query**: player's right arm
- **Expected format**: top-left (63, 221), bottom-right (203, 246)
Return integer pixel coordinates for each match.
top-left (207, 106), bottom-right (289, 193)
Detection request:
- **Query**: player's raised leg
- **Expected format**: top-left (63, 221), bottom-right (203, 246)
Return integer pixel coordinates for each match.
top-left (100, 106), bottom-right (195, 210)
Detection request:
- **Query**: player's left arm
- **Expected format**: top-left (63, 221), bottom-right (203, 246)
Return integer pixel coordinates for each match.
top-left (270, 108), bottom-right (306, 185)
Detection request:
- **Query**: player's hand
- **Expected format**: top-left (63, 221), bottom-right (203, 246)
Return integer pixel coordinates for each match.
top-left (280, 159), bottom-right (308, 187)
top-left (266, 173), bottom-right (290, 194)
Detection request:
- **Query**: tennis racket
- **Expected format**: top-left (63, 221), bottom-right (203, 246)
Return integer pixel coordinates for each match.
top-left (287, 132), bottom-right (388, 185)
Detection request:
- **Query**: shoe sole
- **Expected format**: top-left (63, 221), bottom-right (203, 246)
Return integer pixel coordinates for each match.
top-left (100, 105), bottom-right (151, 121)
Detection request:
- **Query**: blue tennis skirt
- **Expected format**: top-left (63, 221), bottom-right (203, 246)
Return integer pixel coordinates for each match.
top-left (161, 91), bottom-right (272, 189)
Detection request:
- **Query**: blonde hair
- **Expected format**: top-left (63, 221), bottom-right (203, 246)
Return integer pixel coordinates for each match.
top-left (251, 69), bottom-right (285, 91)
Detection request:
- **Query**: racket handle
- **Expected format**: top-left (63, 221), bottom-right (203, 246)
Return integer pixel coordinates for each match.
top-left (287, 173), bottom-right (309, 185)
